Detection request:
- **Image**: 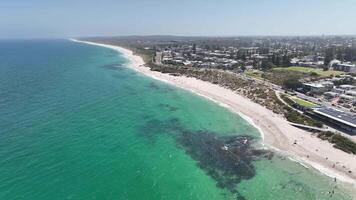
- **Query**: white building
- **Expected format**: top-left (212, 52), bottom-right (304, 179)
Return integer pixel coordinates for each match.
top-left (333, 63), bottom-right (356, 73)
top-left (339, 85), bottom-right (356, 91)
top-left (345, 90), bottom-right (356, 97)
top-left (339, 94), bottom-right (354, 103)
top-left (324, 92), bottom-right (339, 99)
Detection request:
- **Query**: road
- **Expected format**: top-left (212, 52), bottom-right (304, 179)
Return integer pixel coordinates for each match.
top-left (240, 72), bottom-right (353, 113)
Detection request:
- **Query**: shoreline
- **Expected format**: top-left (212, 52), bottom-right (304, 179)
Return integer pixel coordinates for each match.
top-left (70, 39), bottom-right (356, 187)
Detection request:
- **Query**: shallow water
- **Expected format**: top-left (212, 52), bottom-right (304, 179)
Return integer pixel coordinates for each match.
top-left (0, 39), bottom-right (354, 199)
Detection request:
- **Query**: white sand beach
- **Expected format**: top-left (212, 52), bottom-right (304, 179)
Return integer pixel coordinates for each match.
top-left (71, 39), bottom-right (356, 187)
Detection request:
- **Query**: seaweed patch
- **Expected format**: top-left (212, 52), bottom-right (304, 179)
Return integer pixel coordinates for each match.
top-left (101, 63), bottom-right (123, 70)
top-left (137, 118), bottom-right (182, 143)
top-left (148, 82), bottom-right (174, 93)
top-left (177, 132), bottom-right (272, 192)
top-left (158, 103), bottom-right (179, 112)
top-left (137, 118), bottom-right (273, 199)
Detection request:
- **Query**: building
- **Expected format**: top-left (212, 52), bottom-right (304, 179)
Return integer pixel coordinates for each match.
top-left (312, 107), bottom-right (356, 134)
top-left (324, 92), bottom-right (339, 99)
top-left (339, 94), bottom-right (354, 103)
top-left (303, 81), bottom-right (333, 95)
top-left (319, 81), bottom-right (334, 90)
top-left (303, 83), bottom-right (327, 95)
top-left (329, 59), bottom-right (341, 67)
top-left (345, 90), bottom-right (356, 97)
top-left (332, 88), bottom-right (345, 94)
top-left (333, 63), bottom-right (356, 73)
top-left (339, 85), bottom-right (356, 91)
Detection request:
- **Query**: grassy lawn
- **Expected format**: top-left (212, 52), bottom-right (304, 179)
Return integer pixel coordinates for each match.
top-left (290, 96), bottom-right (316, 108)
top-left (244, 70), bottom-right (263, 79)
top-left (273, 66), bottom-right (344, 78)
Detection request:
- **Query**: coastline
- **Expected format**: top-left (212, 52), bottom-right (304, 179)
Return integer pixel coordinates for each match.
top-left (70, 39), bottom-right (356, 187)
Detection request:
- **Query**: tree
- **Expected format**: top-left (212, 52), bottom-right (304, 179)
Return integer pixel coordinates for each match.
top-left (336, 48), bottom-right (343, 61)
top-left (282, 54), bottom-right (291, 67)
top-left (310, 72), bottom-right (318, 76)
top-left (261, 60), bottom-right (276, 71)
top-left (324, 48), bottom-right (334, 67)
top-left (192, 44), bottom-right (196, 54)
top-left (283, 78), bottom-right (303, 90)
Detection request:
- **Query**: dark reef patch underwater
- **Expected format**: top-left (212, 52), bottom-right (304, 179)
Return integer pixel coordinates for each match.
top-left (138, 117), bottom-right (273, 199)
top-left (101, 63), bottom-right (124, 70)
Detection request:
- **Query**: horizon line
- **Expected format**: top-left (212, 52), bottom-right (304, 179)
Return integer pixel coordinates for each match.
top-left (2, 34), bottom-right (356, 40)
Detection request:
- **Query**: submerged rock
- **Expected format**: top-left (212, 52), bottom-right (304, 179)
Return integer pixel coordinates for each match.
top-left (177, 131), bottom-right (273, 197)
top-left (101, 63), bottom-right (123, 70)
top-left (138, 118), bottom-right (273, 198)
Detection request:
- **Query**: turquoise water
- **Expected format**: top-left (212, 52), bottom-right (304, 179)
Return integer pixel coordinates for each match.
top-left (0, 39), bottom-right (354, 200)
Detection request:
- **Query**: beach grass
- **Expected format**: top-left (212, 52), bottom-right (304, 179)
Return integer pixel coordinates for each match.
top-left (318, 131), bottom-right (356, 155)
top-left (244, 70), bottom-right (263, 80)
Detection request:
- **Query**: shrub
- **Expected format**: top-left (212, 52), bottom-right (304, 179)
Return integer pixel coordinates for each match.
top-left (317, 131), bottom-right (356, 155)
top-left (283, 78), bottom-right (303, 90)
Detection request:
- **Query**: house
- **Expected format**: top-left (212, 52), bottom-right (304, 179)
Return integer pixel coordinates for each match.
top-left (339, 85), bottom-right (356, 91)
top-left (319, 81), bottom-right (334, 90)
top-left (329, 59), bottom-right (341, 67)
top-left (303, 83), bottom-right (328, 95)
top-left (324, 92), bottom-right (339, 99)
top-left (339, 94), bottom-right (354, 103)
top-left (345, 90), bottom-right (356, 97)
top-left (333, 63), bottom-right (356, 73)
top-left (332, 88), bottom-right (345, 94)
top-left (303, 81), bottom-right (333, 95)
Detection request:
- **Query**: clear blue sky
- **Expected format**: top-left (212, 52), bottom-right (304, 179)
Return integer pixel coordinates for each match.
top-left (1, 0), bottom-right (356, 38)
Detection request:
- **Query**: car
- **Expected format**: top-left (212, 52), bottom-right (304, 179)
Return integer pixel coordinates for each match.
top-left (343, 104), bottom-right (351, 109)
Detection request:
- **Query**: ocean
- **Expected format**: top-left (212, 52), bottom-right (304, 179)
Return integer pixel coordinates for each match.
top-left (0, 39), bottom-right (354, 200)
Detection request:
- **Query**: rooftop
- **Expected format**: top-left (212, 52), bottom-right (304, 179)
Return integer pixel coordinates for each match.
top-left (313, 107), bottom-right (356, 128)
top-left (303, 83), bottom-right (325, 88)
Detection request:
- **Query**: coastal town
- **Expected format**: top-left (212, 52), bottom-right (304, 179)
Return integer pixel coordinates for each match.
top-left (89, 36), bottom-right (356, 138)
top-left (84, 35), bottom-right (356, 195)
top-left (150, 36), bottom-right (356, 136)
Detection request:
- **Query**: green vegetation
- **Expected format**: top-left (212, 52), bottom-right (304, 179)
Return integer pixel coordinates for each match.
top-left (261, 66), bottom-right (344, 86)
top-left (274, 66), bottom-right (344, 78)
top-left (277, 94), bottom-right (322, 127)
top-left (290, 97), bottom-right (316, 108)
top-left (280, 94), bottom-right (296, 106)
top-left (282, 78), bottom-right (303, 90)
top-left (260, 60), bottom-right (276, 70)
top-left (318, 131), bottom-right (356, 155)
top-left (262, 69), bottom-right (308, 85)
top-left (244, 70), bottom-right (263, 80)
top-left (285, 108), bottom-right (323, 128)
top-left (280, 94), bottom-right (322, 127)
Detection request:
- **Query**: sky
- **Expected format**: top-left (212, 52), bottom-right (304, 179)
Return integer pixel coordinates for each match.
top-left (1, 0), bottom-right (356, 38)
